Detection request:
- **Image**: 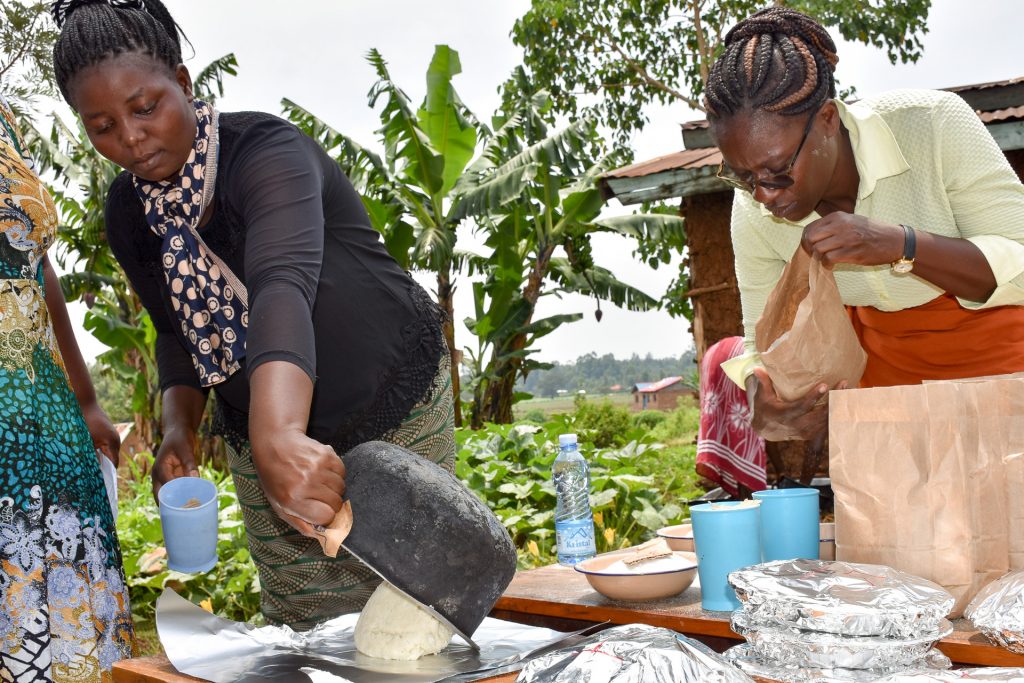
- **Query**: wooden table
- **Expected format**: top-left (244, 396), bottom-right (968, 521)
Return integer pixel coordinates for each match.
top-left (493, 563), bottom-right (1024, 668)
top-left (113, 564), bottom-right (1024, 682)
top-left (113, 655), bottom-right (519, 683)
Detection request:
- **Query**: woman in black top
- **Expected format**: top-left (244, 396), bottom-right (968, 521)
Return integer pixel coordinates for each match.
top-left (52, 0), bottom-right (453, 628)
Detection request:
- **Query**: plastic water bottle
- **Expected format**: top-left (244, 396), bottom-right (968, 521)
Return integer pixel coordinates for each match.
top-left (553, 433), bottom-right (596, 565)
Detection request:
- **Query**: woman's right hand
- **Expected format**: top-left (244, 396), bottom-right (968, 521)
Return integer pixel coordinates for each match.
top-left (250, 428), bottom-right (346, 537)
top-left (748, 367), bottom-right (844, 443)
top-left (152, 426), bottom-right (200, 498)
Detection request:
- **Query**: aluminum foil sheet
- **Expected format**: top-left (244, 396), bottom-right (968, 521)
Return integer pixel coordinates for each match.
top-left (515, 623), bottom-right (755, 683)
top-left (965, 570), bottom-right (1024, 654)
top-left (872, 669), bottom-right (1024, 682)
top-left (156, 589), bottom-right (587, 682)
top-left (724, 643), bottom-right (951, 683)
top-left (729, 559), bottom-right (954, 638)
top-left (731, 610), bottom-right (952, 671)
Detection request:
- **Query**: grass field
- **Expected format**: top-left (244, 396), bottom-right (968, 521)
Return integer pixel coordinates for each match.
top-left (513, 392), bottom-right (632, 418)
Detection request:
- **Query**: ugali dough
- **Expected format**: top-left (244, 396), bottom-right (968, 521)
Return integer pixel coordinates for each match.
top-left (354, 581), bottom-right (454, 660)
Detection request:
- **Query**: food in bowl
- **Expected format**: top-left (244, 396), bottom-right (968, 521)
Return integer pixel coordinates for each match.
top-left (656, 523), bottom-right (694, 551)
top-left (575, 550), bottom-right (698, 601)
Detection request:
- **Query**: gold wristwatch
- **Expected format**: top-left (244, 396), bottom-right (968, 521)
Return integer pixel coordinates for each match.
top-left (891, 224), bottom-right (916, 274)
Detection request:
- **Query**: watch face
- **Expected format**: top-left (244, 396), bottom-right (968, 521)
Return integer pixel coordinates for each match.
top-left (892, 260), bottom-right (914, 274)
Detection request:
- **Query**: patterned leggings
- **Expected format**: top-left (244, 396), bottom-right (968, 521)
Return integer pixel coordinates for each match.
top-left (225, 353), bottom-right (455, 630)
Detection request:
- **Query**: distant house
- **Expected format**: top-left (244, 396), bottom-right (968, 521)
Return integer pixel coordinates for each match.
top-left (631, 376), bottom-right (693, 412)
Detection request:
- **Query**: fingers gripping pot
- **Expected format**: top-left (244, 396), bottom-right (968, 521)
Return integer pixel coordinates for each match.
top-left (318, 441), bottom-right (517, 648)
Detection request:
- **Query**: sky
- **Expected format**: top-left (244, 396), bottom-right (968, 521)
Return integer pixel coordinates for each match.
top-left (63, 0), bottom-right (1023, 365)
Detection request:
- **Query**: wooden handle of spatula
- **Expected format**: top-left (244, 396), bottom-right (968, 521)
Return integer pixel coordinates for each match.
top-left (311, 499), bottom-right (354, 558)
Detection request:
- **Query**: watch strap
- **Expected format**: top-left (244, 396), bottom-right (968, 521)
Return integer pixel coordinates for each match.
top-left (900, 224), bottom-right (916, 261)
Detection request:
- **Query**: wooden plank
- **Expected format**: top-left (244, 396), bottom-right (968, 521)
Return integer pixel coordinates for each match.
top-left (112, 655), bottom-right (206, 683)
top-left (496, 564), bottom-right (1024, 669)
top-left (496, 563), bottom-right (740, 641)
top-left (954, 82), bottom-right (1024, 116)
top-left (989, 120), bottom-right (1024, 151)
top-left (605, 167), bottom-right (729, 205)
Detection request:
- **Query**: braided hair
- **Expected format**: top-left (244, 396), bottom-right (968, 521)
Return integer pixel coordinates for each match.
top-left (704, 7), bottom-right (838, 120)
top-left (52, 0), bottom-right (186, 105)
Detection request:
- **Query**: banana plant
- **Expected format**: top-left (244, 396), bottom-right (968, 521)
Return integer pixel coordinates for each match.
top-left (454, 89), bottom-right (685, 425)
top-left (283, 45), bottom-right (480, 425)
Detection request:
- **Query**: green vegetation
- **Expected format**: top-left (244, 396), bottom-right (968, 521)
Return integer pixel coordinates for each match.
top-left (284, 46), bottom-right (680, 426)
top-left (457, 400), bottom-right (704, 569)
top-left (120, 397), bottom-right (703, 655)
top-left (116, 457), bottom-right (261, 655)
top-left (512, 0), bottom-right (931, 151)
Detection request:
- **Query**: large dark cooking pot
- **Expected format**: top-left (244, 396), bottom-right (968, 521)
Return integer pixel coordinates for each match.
top-left (339, 441), bottom-right (517, 648)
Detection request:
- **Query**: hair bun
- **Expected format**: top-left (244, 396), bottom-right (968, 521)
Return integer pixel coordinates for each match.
top-left (50, 0), bottom-right (146, 27)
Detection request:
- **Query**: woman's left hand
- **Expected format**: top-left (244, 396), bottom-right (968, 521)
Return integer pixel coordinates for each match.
top-left (801, 212), bottom-right (904, 268)
top-left (82, 401), bottom-right (121, 467)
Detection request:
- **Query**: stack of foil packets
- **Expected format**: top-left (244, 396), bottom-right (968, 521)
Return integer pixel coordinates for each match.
top-left (722, 559), bottom-right (956, 682)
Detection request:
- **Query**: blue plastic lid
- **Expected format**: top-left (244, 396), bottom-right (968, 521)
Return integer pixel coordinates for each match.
top-left (558, 433), bottom-right (578, 446)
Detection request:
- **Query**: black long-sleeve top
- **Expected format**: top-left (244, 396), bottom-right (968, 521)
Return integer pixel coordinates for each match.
top-left (105, 112), bottom-right (445, 451)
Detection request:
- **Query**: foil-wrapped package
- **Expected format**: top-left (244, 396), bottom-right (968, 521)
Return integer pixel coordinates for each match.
top-left (731, 609), bottom-right (952, 671)
top-left (156, 589), bottom-right (586, 682)
top-left (724, 643), bottom-right (951, 683)
top-left (729, 559), bottom-right (954, 638)
top-left (965, 570), bottom-right (1024, 654)
top-left (515, 624), bottom-right (754, 683)
top-left (872, 668), bottom-right (1024, 682)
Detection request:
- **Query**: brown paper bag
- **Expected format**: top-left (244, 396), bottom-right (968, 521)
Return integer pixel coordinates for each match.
top-left (830, 376), bottom-right (1024, 615)
top-left (754, 247), bottom-right (867, 440)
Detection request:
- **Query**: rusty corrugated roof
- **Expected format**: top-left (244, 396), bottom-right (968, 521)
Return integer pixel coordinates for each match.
top-left (603, 148), bottom-right (722, 179)
top-left (979, 105), bottom-right (1024, 123)
top-left (947, 76), bottom-right (1024, 94)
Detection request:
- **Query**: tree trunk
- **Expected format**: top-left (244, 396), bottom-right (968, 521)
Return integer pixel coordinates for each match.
top-left (474, 246), bottom-right (555, 426)
top-left (436, 270), bottom-right (461, 427)
top-left (125, 347), bottom-right (157, 451)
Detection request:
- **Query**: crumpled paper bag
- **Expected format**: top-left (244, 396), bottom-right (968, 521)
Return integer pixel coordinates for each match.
top-left (754, 246), bottom-right (867, 441)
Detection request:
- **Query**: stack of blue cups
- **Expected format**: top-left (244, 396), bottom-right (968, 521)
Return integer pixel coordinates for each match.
top-left (690, 487), bottom-right (820, 611)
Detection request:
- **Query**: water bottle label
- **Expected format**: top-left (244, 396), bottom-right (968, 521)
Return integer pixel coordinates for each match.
top-left (555, 518), bottom-right (596, 556)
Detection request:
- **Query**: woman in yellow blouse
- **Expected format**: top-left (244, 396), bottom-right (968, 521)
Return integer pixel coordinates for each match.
top-left (705, 8), bottom-right (1024, 442)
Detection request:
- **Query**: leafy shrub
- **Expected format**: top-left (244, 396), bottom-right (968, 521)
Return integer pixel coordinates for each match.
top-left (456, 419), bottom-right (685, 569)
top-left (571, 396), bottom-right (635, 448)
top-left (116, 455), bottom-right (261, 628)
top-left (648, 398), bottom-right (701, 445)
top-left (522, 408), bottom-right (547, 424)
top-left (632, 410), bottom-right (667, 430)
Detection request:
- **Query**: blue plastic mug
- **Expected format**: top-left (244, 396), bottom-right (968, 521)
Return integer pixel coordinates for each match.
top-left (690, 501), bottom-right (761, 611)
top-left (158, 477), bottom-right (219, 574)
top-left (752, 488), bottom-right (820, 562)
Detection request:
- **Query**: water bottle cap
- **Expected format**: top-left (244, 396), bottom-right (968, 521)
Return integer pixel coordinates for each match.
top-left (558, 433), bottom-right (578, 446)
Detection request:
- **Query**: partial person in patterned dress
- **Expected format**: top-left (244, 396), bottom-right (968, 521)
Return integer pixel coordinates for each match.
top-left (0, 93), bottom-right (134, 679)
top-left (695, 336), bottom-right (766, 498)
top-left (52, 0), bottom-right (455, 631)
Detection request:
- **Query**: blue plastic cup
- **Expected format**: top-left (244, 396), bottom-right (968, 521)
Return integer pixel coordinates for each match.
top-left (158, 477), bottom-right (219, 573)
top-left (752, 488), bottom-right (820, 562)
top-left (690, 501), bottom-right (761, 611)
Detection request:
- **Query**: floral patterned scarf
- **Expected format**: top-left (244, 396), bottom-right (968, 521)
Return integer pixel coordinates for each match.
top-left (133, 100), bottom-right (248, 387)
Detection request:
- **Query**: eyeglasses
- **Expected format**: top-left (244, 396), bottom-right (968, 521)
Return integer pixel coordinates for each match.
top-left (716, 106), bottom-right (821, 194)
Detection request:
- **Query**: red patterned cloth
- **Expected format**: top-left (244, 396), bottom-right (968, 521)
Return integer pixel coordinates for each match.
top-left (696, 336), bottom-right (767, 496)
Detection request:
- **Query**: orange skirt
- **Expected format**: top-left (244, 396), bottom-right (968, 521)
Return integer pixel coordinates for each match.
top-left (849, 293), bottom-right (1024, 388)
